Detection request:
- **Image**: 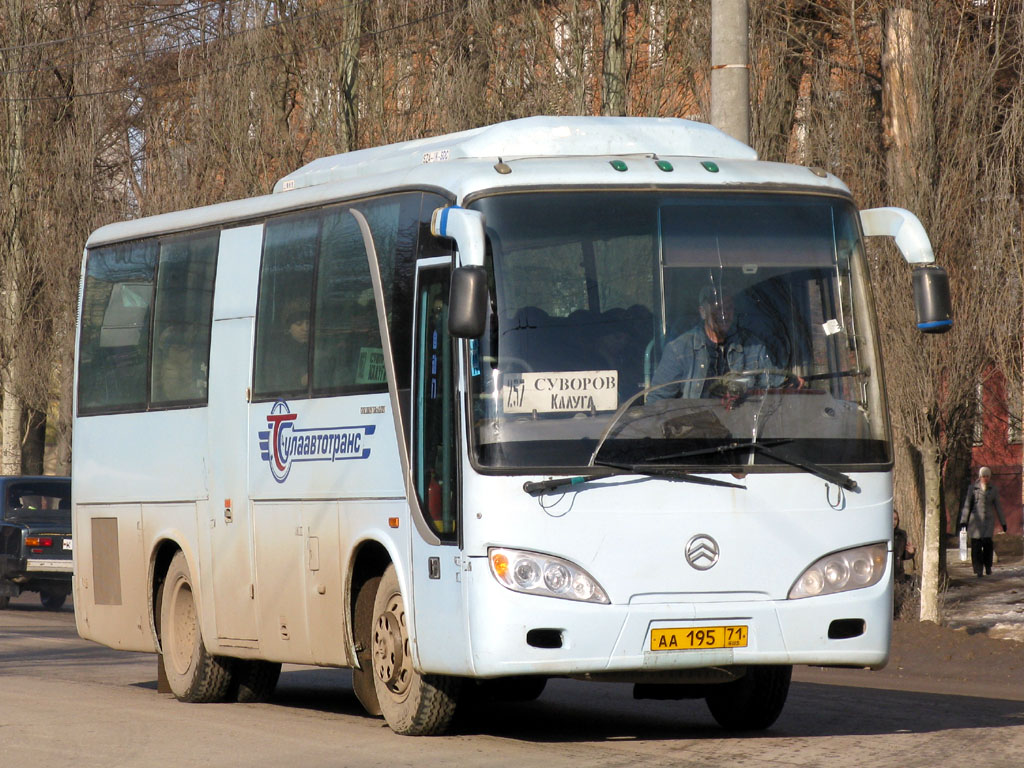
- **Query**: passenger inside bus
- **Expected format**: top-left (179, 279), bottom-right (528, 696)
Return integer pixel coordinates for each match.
top-left (263, 306), bottom-right (310, 392)
top-left (647, 285), bottom-right (775, 401)
top-left (153, 325), bottom-right (201, 402)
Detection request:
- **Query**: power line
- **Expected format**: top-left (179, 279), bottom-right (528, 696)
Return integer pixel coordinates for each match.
top-left (0, 0), bottom-right (378, 79)
top-left (0, 0), bottom-right (234, 55)
top-left (0, 2), bottom-right (465, 103)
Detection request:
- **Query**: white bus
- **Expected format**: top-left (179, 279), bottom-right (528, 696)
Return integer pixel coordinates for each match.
top-left (73, 116), bottom-right (950, 735)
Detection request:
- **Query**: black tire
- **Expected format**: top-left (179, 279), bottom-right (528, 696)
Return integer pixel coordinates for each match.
top-left (233, 660), bottom-right (281, 703)
top-left (371, 564), bottom-right (461, 735)
top-left (159, 550), bottom-right (234, 703)
top-left (705, 665), bottom-right (791, 731)
top-left (473, 676), bottom-right (547, 702)
top-left (351, 574), bottom-right (382, 716)
top-left (0, 594), bottom-right (10, 610)
top-left (40, 589), bottom-right (67, 611)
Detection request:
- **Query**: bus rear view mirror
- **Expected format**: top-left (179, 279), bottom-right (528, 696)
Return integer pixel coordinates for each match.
top-left (912, 265), bottom-right (952, 334)
top-left (449, 266), bottom-right (488, 338)
top-left (860, 206), bottom-right (953, 334)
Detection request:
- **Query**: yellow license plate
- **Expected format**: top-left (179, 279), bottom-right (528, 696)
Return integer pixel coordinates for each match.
top-left (650, 625), bottom-right (748, 651)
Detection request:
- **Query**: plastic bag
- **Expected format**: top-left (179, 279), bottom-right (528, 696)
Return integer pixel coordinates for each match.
top-left (959, 528), bottom-right (968, 562)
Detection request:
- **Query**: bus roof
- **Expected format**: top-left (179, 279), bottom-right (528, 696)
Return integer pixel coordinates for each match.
top-left (86, 117), bottom-right (851, 248)
top-left (273, 116), bottom-right (759, 194)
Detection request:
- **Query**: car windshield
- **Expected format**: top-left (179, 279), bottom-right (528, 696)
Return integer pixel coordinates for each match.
top-left (4, 481), bottom-right (71, 524)
top-left (466, 190), bottom-right (889, 472)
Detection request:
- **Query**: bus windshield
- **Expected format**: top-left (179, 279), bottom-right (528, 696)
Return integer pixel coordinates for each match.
top-left (467, 190), bottom-right (889, 472)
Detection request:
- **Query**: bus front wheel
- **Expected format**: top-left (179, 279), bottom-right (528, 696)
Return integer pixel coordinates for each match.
top-left (159, 550), bottom-right (234, 703)
top-left (370, 564), bottom-right (461, 735)
top-left (705, 665), bottom-right (791, 731)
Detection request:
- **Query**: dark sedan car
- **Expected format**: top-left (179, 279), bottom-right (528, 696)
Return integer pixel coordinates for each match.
top-left (0, 476), bottom-right (72, 610)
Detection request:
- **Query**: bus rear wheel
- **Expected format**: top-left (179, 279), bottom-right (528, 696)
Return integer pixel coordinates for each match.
top-left (705, 665), bottom-right (791, 731)
top-left (40, 588), bottom-right (68, 611)
top-left (159, 551), bottom-right (233, 703)
top-left (370, 564), bottom-right (461, 735)
top-left (232, 660), bottom-right (281, 703)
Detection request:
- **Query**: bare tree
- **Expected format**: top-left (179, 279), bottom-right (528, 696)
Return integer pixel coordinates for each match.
top-left (600, 0), bottom-right (628, 115)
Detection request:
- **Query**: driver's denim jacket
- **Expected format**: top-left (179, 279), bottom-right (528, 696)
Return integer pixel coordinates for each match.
top-left (647, 325), bottom-right (774, 401)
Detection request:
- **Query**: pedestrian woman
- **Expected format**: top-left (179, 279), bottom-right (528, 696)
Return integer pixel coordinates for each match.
top-left (959, 466), bottom-right (1007, 577)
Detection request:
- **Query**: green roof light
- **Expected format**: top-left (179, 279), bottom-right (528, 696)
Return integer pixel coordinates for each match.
top-left (655, 159), bottom-right (674, 172)
top-left (701, 161), bottom-right (720, 173)
top-left (609, 159), bottom-right (628, 172)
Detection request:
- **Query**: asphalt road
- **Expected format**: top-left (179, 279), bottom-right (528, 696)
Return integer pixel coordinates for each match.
top-left (3, 594), bottom-right (1024, 768)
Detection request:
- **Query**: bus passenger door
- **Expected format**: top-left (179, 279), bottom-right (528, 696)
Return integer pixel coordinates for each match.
top-left (206, 224), bottom-right (262, 643)
top-left (408, 259), bottom-right (471, 674)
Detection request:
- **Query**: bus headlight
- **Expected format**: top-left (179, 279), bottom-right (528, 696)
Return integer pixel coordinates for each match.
top-left (788, 543), bottom-right (888, 599)
top-left (489, 547), bottom-right (609, 604)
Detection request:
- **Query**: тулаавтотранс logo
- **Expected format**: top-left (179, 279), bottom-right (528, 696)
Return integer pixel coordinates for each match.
top-left (258, 400), bottom-right (375, 483)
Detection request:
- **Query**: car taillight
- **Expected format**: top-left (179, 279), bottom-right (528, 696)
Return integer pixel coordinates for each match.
top-left (25, 536), bottom-right (53, 547)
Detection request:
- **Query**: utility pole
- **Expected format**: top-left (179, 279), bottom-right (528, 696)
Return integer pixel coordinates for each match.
top-left (710, 0), bottom-right (750, 146)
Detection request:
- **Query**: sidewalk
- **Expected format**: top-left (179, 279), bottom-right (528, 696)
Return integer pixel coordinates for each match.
top-left (943, 549), bottom-right (1024, 642)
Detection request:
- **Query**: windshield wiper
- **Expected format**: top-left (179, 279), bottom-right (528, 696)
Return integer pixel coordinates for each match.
top-left (523, 464), bottom-right (745, 496)
top-left (649, 439), bottom-right (858, 491)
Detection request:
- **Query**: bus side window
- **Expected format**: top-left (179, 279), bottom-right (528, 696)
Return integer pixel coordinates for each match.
top-left (413, 265), bottom-right (457, 539)
top-left (253, 213), bottom-right (319, 399)
top-left (78, 240), bottom-right (159, 414)
top-left (150, 232), bottom-right (218, 406)
top-left (313, 209), bottom-right (386, 393)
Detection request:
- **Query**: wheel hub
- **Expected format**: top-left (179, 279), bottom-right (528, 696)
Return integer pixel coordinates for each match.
top-left (373, 610), bottom-right (405, 686)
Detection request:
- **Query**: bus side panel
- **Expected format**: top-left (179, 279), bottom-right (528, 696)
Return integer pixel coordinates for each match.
top-left (73, 409), bottom-right (209, 651)
top-left (247, 394), bottom-right (408, 665)
top-left (72, 410), bottom-right (210, 505)
top-left (251, 502), bottom-right (312, 663)
top-left (205, 223), bottom-right (263, 646)
top-left (73, 503), bottom-right (153, 652)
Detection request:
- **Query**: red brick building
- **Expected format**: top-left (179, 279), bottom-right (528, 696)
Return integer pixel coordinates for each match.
top-left (968, 369), bottom-right (1022, 535)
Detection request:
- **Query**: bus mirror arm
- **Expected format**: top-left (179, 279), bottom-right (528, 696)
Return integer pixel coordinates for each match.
top-left (859, 207), bottom-right (933, 265)
top-left (860, 207), bottom-right (952, 334)
top-left (431, 206), bottom-right (486, 267)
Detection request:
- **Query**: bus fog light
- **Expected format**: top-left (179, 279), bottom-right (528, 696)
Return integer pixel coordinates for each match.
top-left (489, 547), bottom-right (609, 604)
top-left (824, 560), bottom-right (849, 588)
top-left (544, 564), bottom-right (571, 593)
top-left (798, 570), bottom-right (825, 597)
top-left (789, 543), bottom-right (887, 599)
top-left (851, 555), bottom-right (874, 585)
top-left (571, 573), bottom-right (595, 601)
top-left (513, 558), bottom-right (541, 589)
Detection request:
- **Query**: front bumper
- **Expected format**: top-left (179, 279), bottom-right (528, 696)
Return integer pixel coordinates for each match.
top-left (458, 558), bottom-right (891, 678)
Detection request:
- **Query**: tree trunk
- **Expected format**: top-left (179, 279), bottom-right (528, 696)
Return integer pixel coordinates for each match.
top-left (600, 0), bottom-right (627, 116)
top-left (1, 0), bottom-right (27, 476)
top-left (55, 347), bottom-right (74, 476)
top-left (336, 0), bottom-right (363, 153)
top-left (20, 406), bottom-right (45, 475)
top-left (919, 438), bottom-right (942, 623)
top-left (1, 375), bottom-right (22, 475)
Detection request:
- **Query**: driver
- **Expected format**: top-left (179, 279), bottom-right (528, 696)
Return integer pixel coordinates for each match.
top-left (647, 285), bottom-right (775, 401)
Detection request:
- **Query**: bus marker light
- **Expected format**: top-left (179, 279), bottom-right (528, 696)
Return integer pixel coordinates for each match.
top-left (388, 517), bottom-right (400, 529)
top-left (491, 552), bottom-right (509, 579)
